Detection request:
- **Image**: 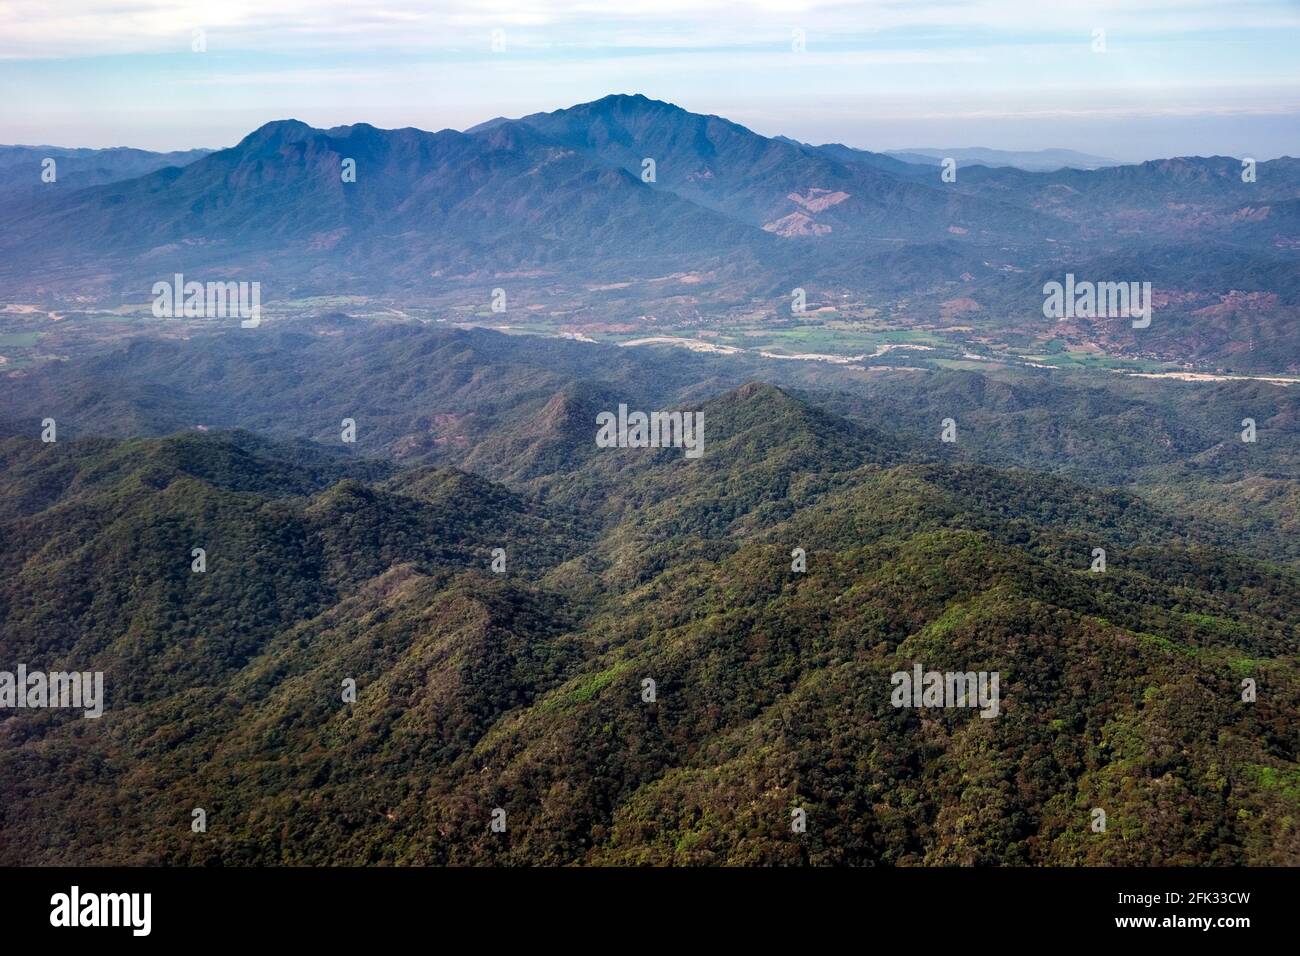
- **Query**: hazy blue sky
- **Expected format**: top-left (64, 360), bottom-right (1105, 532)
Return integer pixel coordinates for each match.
top-left (1, 0), bottom-right (1297, 160)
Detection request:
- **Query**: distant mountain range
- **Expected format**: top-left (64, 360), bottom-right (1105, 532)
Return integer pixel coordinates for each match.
top-left (884, 147), bottom-right (1120, 172)
top-left (0, 93), bottom-right (1296, 369)
top-left (0, 144), bottom-right (211, 197)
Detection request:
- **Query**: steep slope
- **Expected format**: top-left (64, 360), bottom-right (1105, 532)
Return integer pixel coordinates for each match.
top-left (506, 94), bottom-right (1059, 242)
top-left (0, 430), bottom-right (591, 705)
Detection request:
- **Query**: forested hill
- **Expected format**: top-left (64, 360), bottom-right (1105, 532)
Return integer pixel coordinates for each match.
top-left (1, 376), bottom-right (1296, 865)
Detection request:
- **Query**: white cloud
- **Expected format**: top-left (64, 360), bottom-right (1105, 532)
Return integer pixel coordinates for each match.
top-left (2, 0), bottom-right (1297, 59)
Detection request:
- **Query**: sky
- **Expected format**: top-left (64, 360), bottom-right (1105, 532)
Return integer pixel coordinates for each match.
top-left (0, 0), bottom-right (1297, 161)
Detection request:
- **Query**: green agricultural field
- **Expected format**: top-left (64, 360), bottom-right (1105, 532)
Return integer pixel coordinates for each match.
top-left (716, 325), bottom-right (949, 356)
top-left (1016, 350), bottom-right (1172, 373)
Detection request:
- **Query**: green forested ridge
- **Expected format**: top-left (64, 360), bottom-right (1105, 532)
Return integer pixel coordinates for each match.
top-left (1, 366), bottom-right (1296, 865)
